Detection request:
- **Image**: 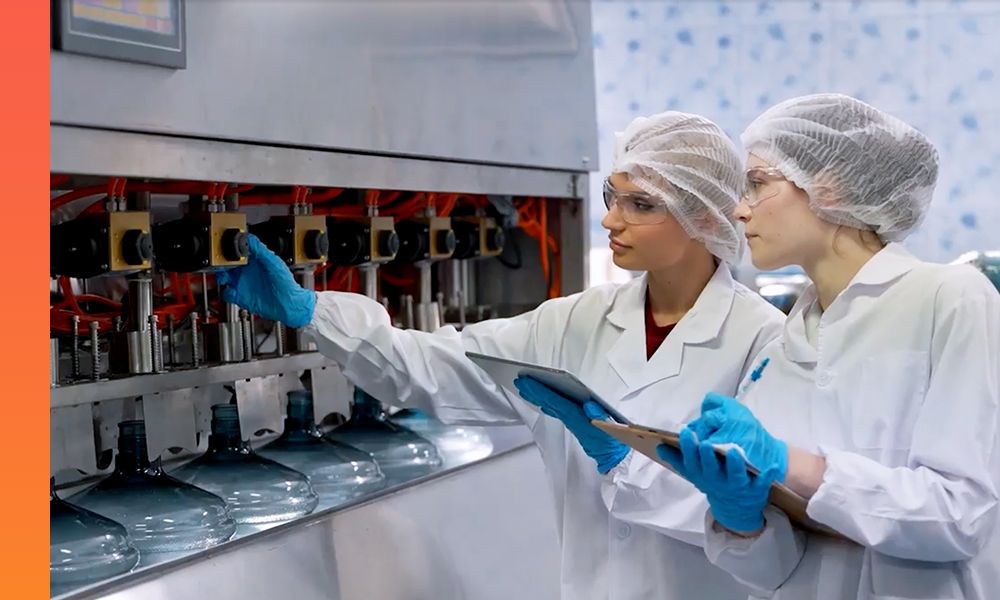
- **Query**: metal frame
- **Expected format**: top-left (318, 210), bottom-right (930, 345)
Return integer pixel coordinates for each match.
top-left (51, 352), bottom-right (330, 409)
top-left (51, 126), bottom-right (583, 199)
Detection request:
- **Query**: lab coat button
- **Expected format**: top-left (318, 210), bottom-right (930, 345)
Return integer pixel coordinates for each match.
top-left (616, 523), bottom-right (631, 539)
top-left (816, 370), bottom-right (832, 387)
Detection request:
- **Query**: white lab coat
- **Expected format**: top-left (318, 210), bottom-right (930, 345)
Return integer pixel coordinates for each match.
top-left (702, 243), bottom-right (1000, 600)
top-left (303, 261), bottom-right (784, 600)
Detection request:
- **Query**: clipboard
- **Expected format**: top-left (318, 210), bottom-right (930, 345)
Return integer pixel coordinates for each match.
top-left (465, 352), bottom-right (633, 425)
top-left (592, 420), bottom-right (844, 539)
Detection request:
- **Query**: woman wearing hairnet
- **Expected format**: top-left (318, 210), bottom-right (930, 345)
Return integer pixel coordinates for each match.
top-left (217, 112), bottom-right (784, 600)
top-left (658, 94), bottom-right (1000, 599)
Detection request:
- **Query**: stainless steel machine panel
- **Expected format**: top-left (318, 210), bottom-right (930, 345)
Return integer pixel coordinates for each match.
top-left (50, 0), bottom-right (598, 172)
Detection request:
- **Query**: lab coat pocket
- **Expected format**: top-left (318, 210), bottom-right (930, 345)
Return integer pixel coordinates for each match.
top-left (868, 552), bottom-right (963, 599)
top-left (849, 351), bottom-right (929, 454)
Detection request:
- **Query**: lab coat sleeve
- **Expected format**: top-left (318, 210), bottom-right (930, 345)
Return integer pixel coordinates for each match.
top-left (807, 270), bottom-right (1000, 561)
top-left (703, 507), bottom-right (807, 595)
top-left (601, 451), bottom-right (713, 547)
top-left (303, 290), bottom-right (575, 426)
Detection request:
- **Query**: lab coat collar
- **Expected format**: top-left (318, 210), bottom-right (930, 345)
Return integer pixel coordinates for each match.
top-left (782, 291), bottom-right (820, 364)
top-left (848, 243), bottom-right (922, 288)
top-left (780, 243), bottom-right (923, 364)
top-left (605, 262), bottom-right (736, 394)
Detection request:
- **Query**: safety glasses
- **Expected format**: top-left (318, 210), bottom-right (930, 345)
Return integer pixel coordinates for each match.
top-left (742, 167), bottom-right (788, 208)
top-left (603, 179), bottom-right (671, 225)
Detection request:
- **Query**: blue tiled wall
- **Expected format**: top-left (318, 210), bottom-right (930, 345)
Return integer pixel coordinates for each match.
top-left (590, 0), bottom-right (1000, 265)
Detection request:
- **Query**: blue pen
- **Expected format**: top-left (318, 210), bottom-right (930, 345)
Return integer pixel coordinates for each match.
top-left (738, 357), bottom-right (770, 396)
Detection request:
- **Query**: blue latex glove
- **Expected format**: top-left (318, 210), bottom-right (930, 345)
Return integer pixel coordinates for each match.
top-left (687, 392), bottom-right (788, 482)
top-left (657, 428), bottom-right (780, 532)
top-left (513, 375), bottom-right (628, 474)
top-left (215, 234), bottom-right (317, 328)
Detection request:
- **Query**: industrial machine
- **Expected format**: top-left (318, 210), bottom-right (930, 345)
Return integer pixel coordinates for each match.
top-left (50, 1), bottom-right (596, 598)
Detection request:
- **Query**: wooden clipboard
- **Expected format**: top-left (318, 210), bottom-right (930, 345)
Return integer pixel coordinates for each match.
top-left (593, 420), bottom-right (844, 539)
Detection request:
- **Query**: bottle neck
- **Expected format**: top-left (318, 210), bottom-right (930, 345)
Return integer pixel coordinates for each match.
top-left (281, 415), bottom-right (322, 442)
top-left (116, 429), bottom-right (152, 472)
top-left (208, 430), bottom-right (250, 454)
top-left (352, 388), bottom-right (387, 421)
top-left (207, 403), bottom-right (249, 454)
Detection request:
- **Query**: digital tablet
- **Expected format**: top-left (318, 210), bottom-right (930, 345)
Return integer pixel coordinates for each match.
top-left (465, 352), bottom-right (632, 425)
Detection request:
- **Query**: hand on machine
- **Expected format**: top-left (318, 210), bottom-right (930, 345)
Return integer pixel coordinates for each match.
top-left (216, 234), bottom-right (317, 328)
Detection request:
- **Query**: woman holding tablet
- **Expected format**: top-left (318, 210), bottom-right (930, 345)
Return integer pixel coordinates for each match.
top-left (218, 111), bottom-right (784, 600)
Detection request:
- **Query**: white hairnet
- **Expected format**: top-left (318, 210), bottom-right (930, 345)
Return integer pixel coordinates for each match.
top-left (612, 111), bottom-right (745, 264)
top-left (741, 93), bottom-right (939, 242)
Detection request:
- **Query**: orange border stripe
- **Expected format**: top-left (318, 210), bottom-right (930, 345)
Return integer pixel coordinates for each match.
top-left (0, 1), bottom-right (49, 597)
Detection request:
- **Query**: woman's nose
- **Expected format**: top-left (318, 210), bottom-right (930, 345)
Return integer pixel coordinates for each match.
top-left (601, 202), bottom-right (625, 231)
top-left (734, 198), bottom-right (752, 222)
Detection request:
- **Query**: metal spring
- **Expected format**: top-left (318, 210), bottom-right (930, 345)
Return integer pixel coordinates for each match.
top-left (190, 312), bottom-right (201, 367)
top-left (275, 322), bottom-right (286, 356)
top-left (89, 321), bottom-right (100, 380)
top-left (148, 314), bottom-right (163, 372)
top-left (240, 310), bottom-right (253, 362)
top-left (71, 315), bottom-right (81, 379)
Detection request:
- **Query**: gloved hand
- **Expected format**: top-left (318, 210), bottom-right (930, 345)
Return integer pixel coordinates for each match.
top-left (657, 428), bottom-right (780, 533)
top-left (687, 392), bottom-right (788, 482)
top-left (215, 234), bottom-right (317, 328)
top-left (513, 375), bottom-right (628, 474)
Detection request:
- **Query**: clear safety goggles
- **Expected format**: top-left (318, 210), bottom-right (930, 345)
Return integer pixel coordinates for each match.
top-left (603, 178), bottom-right (671, 225)
top-left (742, 167), bottom-right (788, 208)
